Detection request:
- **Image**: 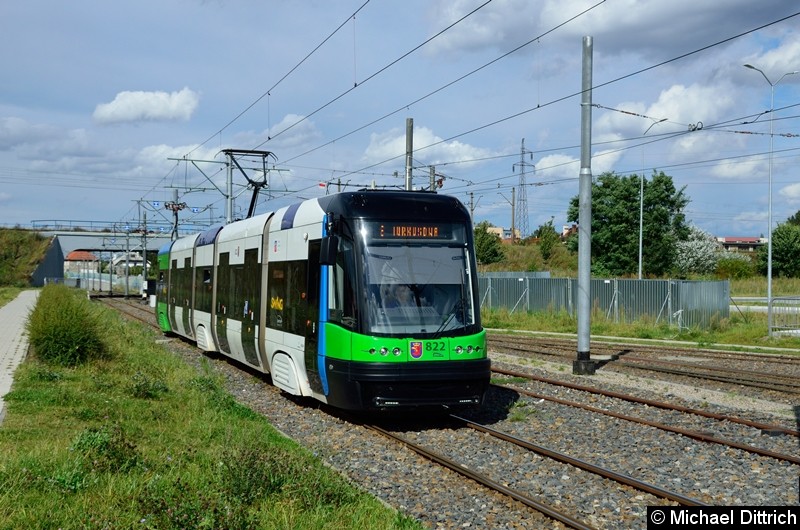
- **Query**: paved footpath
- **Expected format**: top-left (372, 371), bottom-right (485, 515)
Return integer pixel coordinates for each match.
top-left (0, 290), bottom-right (38, 425)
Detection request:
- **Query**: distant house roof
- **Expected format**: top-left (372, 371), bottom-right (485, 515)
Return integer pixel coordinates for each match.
top-left (718, 237), bottom-right (763, 243)
top-left (65, 250), bottom-right (98, 261)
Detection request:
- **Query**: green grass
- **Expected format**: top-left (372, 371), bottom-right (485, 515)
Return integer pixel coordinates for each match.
top-left (0, 287), bottom-right (24, 307)
top-left (483, 306), bottom-right (800, 352)
top-left (730, 276), bottom-right (800, 297)
top-left (0, 228), bottom-right (52, 287)
top-left (0, 291), bottom-right (420, 530)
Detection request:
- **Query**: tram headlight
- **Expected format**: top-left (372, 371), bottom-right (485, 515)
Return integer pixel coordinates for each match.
top-left (392, 347), bottom-right (402, 356)
top-left (369, 348), bottom-right (376, 355)
top-left (455, 345), bottom-right (463, 354)
top-left (467, 345), bottom-right (474, 353)
top-left (380, 347), bottom-right (389, 356)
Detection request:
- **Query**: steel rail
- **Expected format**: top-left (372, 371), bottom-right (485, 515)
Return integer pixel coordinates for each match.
top-left (493, 367), bottom-right (799, 437)
top-left (450, 414), bottom-right (708, 507)
top-left (492, 370), bottom-right (800, 464)
top-left (365, 423), bottom-right (597, 530)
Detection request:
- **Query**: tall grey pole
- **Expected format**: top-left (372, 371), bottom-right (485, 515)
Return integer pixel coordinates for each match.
top-left (638, 169), bottom-right (644, 280)
top-left (142, 212), bottom-right (147, 283)
top-left (574, 36), bottom-right (595, 375)
top-left (171, 188), bottom-right (179, 241)
top-left (405, 118), bottom-right (413, 190)
top-left (743, 65), bottom-right (799, 337)
top-left (125, 231), bottom-right (130, 298)
top-left (511, 187), bottom-right (516, 242)
top-left (226, 155), bottom-right (233, 224)
top-left (638, 118), bottom-right (668, 280)
top-left (469, 192), bottom-right (474, 221)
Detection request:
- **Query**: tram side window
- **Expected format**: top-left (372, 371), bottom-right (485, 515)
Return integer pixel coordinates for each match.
top-left (242, 248), bottom-right (259, 322)
top-left (329, 238), bottom-right (357, 328)
top-left (266, 260), bottom-right (307, 335)
top-left (267, 264), bottom-right (286, 330)
top-left (169, 259), bottom-right (181, 304)
top-left (230, 264), bottom-right (244, 320)
top-left (195, 267), bottom-right (212, 313)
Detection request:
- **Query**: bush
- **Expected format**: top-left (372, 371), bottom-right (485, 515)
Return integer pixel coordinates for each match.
top-left (716, 254), bottom-right (755, 280)
top-left (26, 284), bottom-right (106, 366)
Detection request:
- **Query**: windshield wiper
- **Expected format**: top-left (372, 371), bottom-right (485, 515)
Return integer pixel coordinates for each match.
top-left (433, 311), bottom-right (456, 338)
top-left (432, 299), bottom-right (464, 338)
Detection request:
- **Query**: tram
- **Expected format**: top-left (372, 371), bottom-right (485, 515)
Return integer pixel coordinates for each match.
top-left (156, 190), bottom-right (489, 410)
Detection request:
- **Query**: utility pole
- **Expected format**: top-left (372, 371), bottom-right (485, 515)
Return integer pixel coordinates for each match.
top-left (743, 64), bottom-right (799, 337)
top-left (499, 188), bottom-right (516, 242)
top-left (574, 36), bottom-right (596, 375)
top-left (405, 118), bottom-right (413, 190)
top-left (513, 139), bottom-right (534, 239)
top-left (124, 229), bottom-right (130, 298)
top-left (142, 211), bottom-right (148, 300)
top-left (165, 189), bottom-right (187, 241)
top-left (511, 187), bottom-right (516, 242)
top-left (469, 192), bottom-right (475, 221)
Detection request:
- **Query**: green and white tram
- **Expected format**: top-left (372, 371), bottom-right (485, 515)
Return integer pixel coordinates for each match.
top-left (157, 190), bottom-right (489, 410)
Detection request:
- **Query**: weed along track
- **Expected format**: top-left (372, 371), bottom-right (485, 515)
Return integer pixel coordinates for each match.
top-left (99, 297), bottom-right (800, 528)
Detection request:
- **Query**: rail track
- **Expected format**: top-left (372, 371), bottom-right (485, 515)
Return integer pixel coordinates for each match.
top-left (489, 333), bottom-right (800, 400)
top-left (97, 296), bottom-right (800, 528)
top-left (356, 413), bottom-right (710, 530)
top-left (490, 367), bottom-right (799, 464)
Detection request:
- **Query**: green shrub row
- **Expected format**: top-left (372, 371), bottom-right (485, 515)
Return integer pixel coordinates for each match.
top-left (26, 284), bottom-right (106, 366)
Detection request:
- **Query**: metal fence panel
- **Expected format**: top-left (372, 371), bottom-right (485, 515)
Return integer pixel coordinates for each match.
top-left (478, 276), bottom-right (530, 313)
top-left (772, 296), bottom-right (800, 335)
top-left (612, 279), bottom-right (670, 324)
top-left (527, 278), bottom-right (572, 313)
top-left (671, 279), bottom-right (730, 329)
top-left (478, 274), bottom-right (729, 330)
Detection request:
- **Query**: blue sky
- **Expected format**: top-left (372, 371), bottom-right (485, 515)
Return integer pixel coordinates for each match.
top-left (1, 0), bottom-right (799, 239)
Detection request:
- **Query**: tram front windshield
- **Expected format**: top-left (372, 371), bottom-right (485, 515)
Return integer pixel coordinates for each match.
top-left (361, 221), bottom-right (476, 336)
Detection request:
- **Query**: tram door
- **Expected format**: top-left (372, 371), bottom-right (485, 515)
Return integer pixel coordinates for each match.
top-left (215, 252), bottom-right (230, 354)
top-left (169, 259), bottom-right (177, 330)
top-left (181, 256), bottom-right (192, 338)
top-left (304, 240), bottom-right (323, 394)
top-left (240, 248), bottom-right (260, 366)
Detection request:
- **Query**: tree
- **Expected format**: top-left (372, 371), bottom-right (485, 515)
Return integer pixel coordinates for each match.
top-left (566, 171), bottom-right (689, 277)
top-left (757, 222), bottom-right (800, 278)
top-left (474, 221), bottom-right (504, 265)
top-left (533, 218), bottom-right (560, 262)
top-left (674, 226), bottom-right (719, 276)
top-left (786, 210), bottom-right (800, 227)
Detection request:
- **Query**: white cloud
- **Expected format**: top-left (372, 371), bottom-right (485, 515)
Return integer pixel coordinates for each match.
top-left (93, 87), bottom-right (200, 124)
top-left (536, 153), bottom-right (579, 180)
top-left (0, 117), bottom-right (60, 150)
top-left (426, 0), bottom-right (537, 55)
top-left (742, 30), bottom-right (800, 78)
top-left (780, 183), bottom-right (800, 205)
top-left (710, 156), bottom-right (764, 181)
top-left (231, 114), bottom-right (322, 151)
top-left (363, 126), bottom-right (492, 167)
